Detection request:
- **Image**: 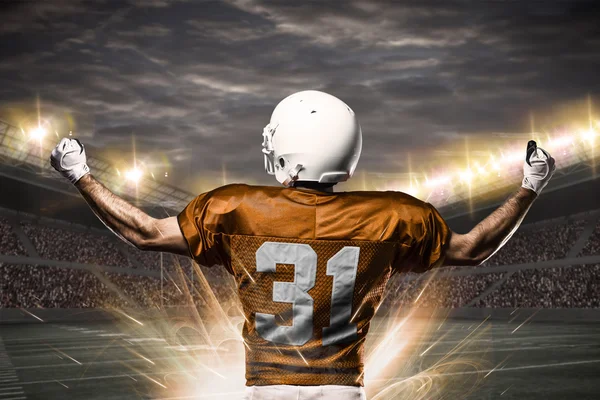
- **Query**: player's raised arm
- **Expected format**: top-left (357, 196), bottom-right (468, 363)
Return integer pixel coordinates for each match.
top-left (49, 138), bottom-right (188, 256)
top-left (443, 141), bottom-right (556, 267)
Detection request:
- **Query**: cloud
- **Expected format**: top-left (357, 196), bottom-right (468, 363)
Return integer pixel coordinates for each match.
top-left (225, 0), bottom-right (478, 48)
top-left (184, 74), bottom-right (261, 94)
top-left (0, 0), bottom-right (598, 190)
top-left (185, 19), bottom-right (274, 42)
top-left (0, 0), bottom-right (89, 33)
top-left (117, 24), bottom-right (172, 37)
top-left (127, 0), bottom-right (188, 8)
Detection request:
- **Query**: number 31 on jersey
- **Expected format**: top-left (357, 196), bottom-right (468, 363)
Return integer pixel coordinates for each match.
top-left (255, 242), bottom-right (359, 347)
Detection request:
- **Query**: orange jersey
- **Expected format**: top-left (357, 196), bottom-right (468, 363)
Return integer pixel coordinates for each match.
top-left (177, 184), bottom-right (450, 386)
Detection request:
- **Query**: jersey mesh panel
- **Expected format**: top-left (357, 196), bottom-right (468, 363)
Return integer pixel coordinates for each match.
top-left (230, 235), bottom-right (396, 386)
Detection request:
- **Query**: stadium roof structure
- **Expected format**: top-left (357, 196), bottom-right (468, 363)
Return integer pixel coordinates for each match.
top-left (0, 119), bottom-right (196, 215)
top-left (1, 118), bottom-right (599, 219)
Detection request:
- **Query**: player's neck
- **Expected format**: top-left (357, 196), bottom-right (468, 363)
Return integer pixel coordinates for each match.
top-left (293, 181), bottom-right (335, 193)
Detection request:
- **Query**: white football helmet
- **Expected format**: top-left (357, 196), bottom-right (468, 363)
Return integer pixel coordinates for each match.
top-left (262, 90), bottom-right (362, 186)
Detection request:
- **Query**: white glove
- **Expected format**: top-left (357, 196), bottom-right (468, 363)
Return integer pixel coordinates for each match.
top-left (50, 138), bottom-right (90, 184)
top-left (522, 141), bottom-right (555, 195)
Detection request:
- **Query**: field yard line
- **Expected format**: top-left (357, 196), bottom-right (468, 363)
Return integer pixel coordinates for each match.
top-left (0, 390), bottom-right (25, 395)
top-left (0, 336), bottom-right (25, 400)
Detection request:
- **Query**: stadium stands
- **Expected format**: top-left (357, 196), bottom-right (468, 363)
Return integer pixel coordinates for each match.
top-left (474, 264), bottom-right (600, 308)
top-left (124, 245), bottom-right (193, 272)
top-left (20, 222), bottom-right (134, 268)
top-left (1, 211), bottom-right (600, 309)
top-left (580, 220), bottom-right (600, 256)
top-left (481, 219), bottom-right (586, 266)
top-left (0, 217), bottom-right (27, 256)
top-left (385, 272), bottom-right (506, 308)
top-left (0, 263), bottom-right (202, 309)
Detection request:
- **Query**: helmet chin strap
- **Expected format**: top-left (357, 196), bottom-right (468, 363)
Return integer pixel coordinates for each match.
top-left (282, 163), bottom-right (304, 186)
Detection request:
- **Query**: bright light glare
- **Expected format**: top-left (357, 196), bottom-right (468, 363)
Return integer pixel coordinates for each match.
top-left (125, 167), bottom-right (143, 184)
top-left (501, 151), bottom-right (522, 163)
top-left (29, 126), bottom-right (47, 141)
top-left (404, 186), bottom-right (419, 197)
top-left (580, 129), bottom-right (596, 143)
top-left (424, 176), bottom-right (451, 188)
top-left (474, 162), bottom-right (487, 176)
top-left (548, 135), bottom-right (574, 149)
top-left (459, 168), bottom-right (474, 184)
top-left (371, 110), bottom-right (599, 202)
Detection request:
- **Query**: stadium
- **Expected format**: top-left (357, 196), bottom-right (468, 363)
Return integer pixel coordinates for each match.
top-left (1, 108), bottom-right (600, 400)
top-left (2, 1), bottom-right (600, 399)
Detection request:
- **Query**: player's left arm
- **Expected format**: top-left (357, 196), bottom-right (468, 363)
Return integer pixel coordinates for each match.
top-left (442, 141), bottom-right (555, 267)
top-left (50, 138), bottom-right (188, 255)
top-left (442, 187), bottom-right (537, 266)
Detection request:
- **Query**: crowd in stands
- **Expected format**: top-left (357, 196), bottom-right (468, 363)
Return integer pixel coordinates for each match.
top-left (1, 264), bottom-right (169, 308)
top-left (475, 264), bottom-right (600, 308)
top-left (0, 263), bottom-right (236, 310)
top-left (1, 214), bottom-right (600, 310)
top-left (124, 246), bottom-right (192, 272)
top-left (20, 222), bottom-right (133, 268)
top-left (4, 217), bottom-right (595, 271)
top-left (0, 217), bottom-right (27, 256)
top-left (580, 220), bottom-right (600, 256)
top-left (6, 217), bottom-right (598, 267)
top-left (3, 220), bottom-right (208, 273)
top-left (481, 219), bottom-right (586, 266)
top-left (4, 261), bottom-right (598, 310)
top-left (384, 272), bottom-right (505, 308)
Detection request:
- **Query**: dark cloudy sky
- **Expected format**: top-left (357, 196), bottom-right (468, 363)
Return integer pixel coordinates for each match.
top-left (1, 0), bottom-right (599, 193)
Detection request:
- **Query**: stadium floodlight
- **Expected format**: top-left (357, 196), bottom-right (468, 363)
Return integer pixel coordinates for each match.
top-left (0, 119), bottom-right (196, 214)
top-left (580, 128), bottom-right (596, 144)
top-left (474, 161), bottom-right (487, 176)
top-left (29, 126), bottom-right (47, 141)
top-left (125, 167), bottom-right (143, 184)
top-left (459, 168), bottom-right (474, 184)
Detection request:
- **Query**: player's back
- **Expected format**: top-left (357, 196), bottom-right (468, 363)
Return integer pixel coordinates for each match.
top-left (177, 184), bottom-right (449, 386)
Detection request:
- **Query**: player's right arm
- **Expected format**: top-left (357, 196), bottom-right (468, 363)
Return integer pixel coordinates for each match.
top-left (74, 174), bottom-right (188, 255)
top-left (442, 142), bottom-right (555, 267)
top-left (50, 138), bottom-right (188, 256)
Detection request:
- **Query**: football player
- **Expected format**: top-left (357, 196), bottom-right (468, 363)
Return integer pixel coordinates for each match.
top-left (51, 90), bottom-right (555, 400)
